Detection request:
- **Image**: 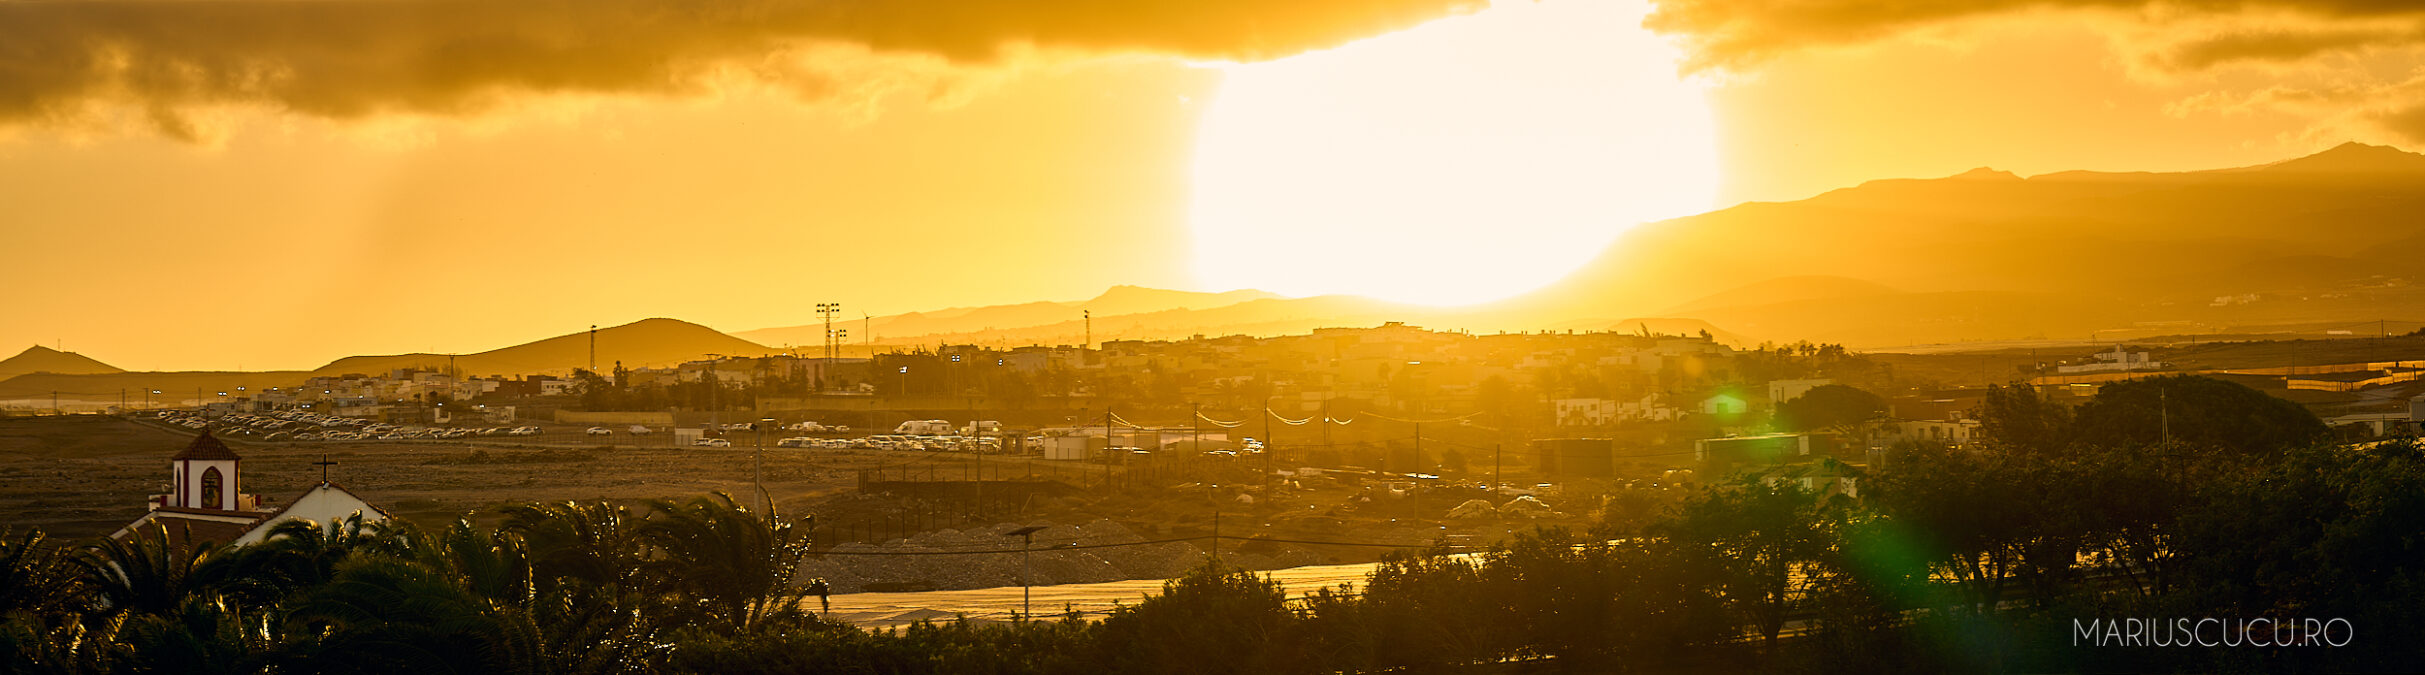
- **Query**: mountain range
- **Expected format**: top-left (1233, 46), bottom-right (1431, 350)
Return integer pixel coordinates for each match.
top-left (767, 141), bottom-right (2425, 349)
top-left (12, 142), bottom-right (2425, 400)
top-left (312, 318), bottom-right (774, 378)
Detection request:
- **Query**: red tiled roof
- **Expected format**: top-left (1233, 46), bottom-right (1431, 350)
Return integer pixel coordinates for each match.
top-left (172, 430), bottom-right (241, 461)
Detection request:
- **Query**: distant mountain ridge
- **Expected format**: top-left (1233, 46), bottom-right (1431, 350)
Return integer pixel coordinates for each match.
top-left (314, 318), bottom-right (773, 377)
top-left (22, 141), bottom-right (2425, 392)
top-left (1497, 140), bottom-right (2425, 346)
top-left (766, 141), bottom-right (2425, 350)
top-left (0, 346), bottom-right (122, 381)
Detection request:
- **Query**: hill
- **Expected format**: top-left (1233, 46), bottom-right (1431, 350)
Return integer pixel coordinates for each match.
top-left (0, 346), bottom-right (123, 381)
top-left (313, 318), bottom-right (773, 377)
top-left (0, 370), bottom-right (311, 402)
top-left (756, 142), bottom-right (2425, 351)
top-left (1662, 276), bottom-right (1900, 316)
top-left (1491, 141), bottom-right (2425, 347)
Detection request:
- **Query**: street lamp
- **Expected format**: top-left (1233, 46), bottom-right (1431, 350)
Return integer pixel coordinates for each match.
top-left (1004, 525), bottom-right (1047, 617)
top-left (756, 417), bottom-right (776, 514)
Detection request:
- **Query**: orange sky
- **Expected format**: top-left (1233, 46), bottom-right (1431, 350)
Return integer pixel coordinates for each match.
top-left (3, 0), bottom-right (2422, 370)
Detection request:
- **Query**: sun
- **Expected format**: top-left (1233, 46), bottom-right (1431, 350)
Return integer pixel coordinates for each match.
top-left (1188, 0), bottom-right (1719, 306)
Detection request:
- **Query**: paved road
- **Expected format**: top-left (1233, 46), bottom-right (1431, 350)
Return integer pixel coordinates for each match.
top-left (818, 559), bottom-right (1388, 631)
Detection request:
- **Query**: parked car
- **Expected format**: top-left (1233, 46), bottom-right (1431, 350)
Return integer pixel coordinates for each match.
top-left (694, 438), bottom-right (732, 447)
top-left (586, 427), bottom-right (612, 436)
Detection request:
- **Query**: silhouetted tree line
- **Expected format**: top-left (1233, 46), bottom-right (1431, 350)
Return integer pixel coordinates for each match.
top-left (571, 368), bottom-right (785, 413)
top-left (1732, 341), bottom-right (1881, 386)
top-left (5, 376), bottom-right (2419, 672)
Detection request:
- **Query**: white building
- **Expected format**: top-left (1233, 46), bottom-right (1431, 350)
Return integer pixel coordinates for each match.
top-left (1768, 379), bottom-right (1835, 405)
top-left (112, 430), bottom-right (389, 550)
top-left (2056, 346), bottom-right (2162, 374)
top-left (1555, 398), bottom-right (1618, 427)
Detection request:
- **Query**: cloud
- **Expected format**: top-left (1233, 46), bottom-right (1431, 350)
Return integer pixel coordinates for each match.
top-left (0, 0), bottom-right (1479, 138)
top-left (2153, 24), bottom-right (2418, 71)
top-left (1643, 0), bottom-right (2425, 147)
top-left (1643, 0), bottom-right (2425, 71)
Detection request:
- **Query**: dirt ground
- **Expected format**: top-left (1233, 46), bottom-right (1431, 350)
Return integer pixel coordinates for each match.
top-left (0, 415), bottom-right (983, 540)
top-left (0, 415), bottom-right (1589, 590)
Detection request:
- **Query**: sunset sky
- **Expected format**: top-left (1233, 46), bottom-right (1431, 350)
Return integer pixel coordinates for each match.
top-left (5, 0), bottom-right (2424, 370)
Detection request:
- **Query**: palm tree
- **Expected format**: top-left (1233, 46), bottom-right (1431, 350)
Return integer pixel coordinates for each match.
top-left (277, 555), bottom-right (528, 674)
top-left (206, 513), bottom-right (395, 608)
top-left (76, 523), bottom-right (227, 619)
top-left (500, 501), bottom-right (647, 594)
top-left (637, 493), bottom-right (814, 633)
top-left (0, 528), bottom-right (82, 617)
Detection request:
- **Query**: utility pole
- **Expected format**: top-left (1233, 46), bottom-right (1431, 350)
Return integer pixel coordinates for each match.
top-left (1261, 403), bottom-right (1280, 492)
top-left (1493, 443), bottom-right (1503, 494)
top-left (756, 418), bottom-right (774, 514)
top-left (1321, 398), bottom-right (1332, 451)
top-left (1210, 506), bottom-right (1221, 566)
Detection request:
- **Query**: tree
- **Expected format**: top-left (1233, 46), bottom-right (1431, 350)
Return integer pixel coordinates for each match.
top-left (638, 493), bottom-right (815, 634)
top-left (1661, 480), bottom-right (1834, 653)
top-left (1774, 384), bottom-right (1887, 435)
top-left (2071, 375), bottom-right (2326, 458)
top-left (0, 529), bottom-right (82, 617)
top-left (1095, 563), bottom-right (1310, 675)
top-left (1974, 384), bottom-right (2072, 455)
top-left (77, 524), bottom-right (229, 619)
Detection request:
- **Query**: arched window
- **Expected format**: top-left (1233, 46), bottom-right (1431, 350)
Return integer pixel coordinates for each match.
top-left (200, 467), bottom-right (223, 509)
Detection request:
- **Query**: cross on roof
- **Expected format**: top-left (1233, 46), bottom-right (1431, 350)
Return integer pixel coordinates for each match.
top-left (312, 456), bottom-right (337, 484)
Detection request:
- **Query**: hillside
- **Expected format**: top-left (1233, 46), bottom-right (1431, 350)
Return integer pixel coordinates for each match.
top-left (0, 370), bottom-right (311, 402)
top-left (0, 346), bottom-right (123, 381)
top-left (1492, 141), bottom-right (2425, 346)
top-left (736, 143), bottom-right (2425, 351)
top-left (314, 318), bottom-right (773, 377)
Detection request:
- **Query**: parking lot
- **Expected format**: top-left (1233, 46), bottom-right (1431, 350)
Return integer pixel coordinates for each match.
top-left (146, 409), bottom-right (1014, 453)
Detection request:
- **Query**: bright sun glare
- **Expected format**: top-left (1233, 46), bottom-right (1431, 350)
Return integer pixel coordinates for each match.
top-left (1189, 0), bottom-right (1719, 306)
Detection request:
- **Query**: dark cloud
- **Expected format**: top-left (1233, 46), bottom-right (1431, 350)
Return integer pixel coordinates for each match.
top-left (2159, 25), bottom-right (2417, 70)
top-left (2376, 102), bottom-right (2425, 144)
top-left (0, 0), bottom-right (1478, 137)
top-left (1643, 0), bottom-right (2425, 70)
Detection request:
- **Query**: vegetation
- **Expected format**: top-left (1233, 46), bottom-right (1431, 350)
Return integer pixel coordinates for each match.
top-left (5, 377), bottom-right (2421, 672)
top-left (1772, 384), bottom-right (1887, 434)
